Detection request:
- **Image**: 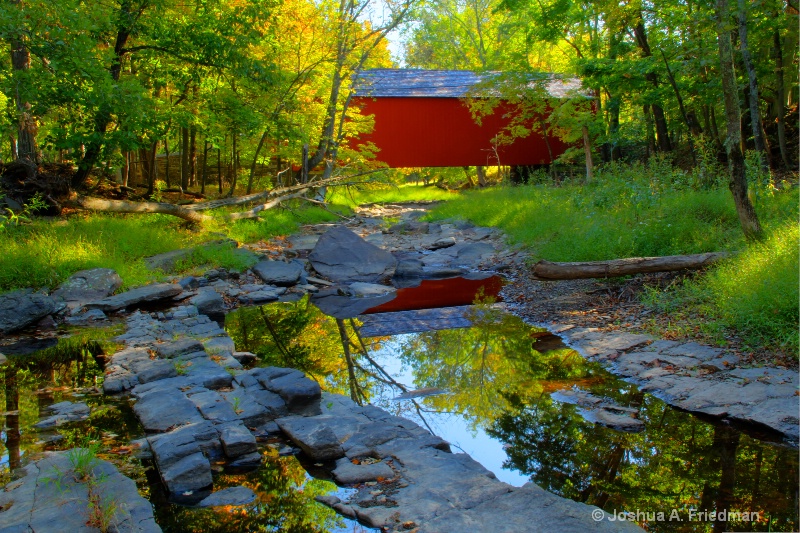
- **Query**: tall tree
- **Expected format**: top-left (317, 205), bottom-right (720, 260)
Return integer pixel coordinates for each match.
top-left (715, 0), bottom-right (763, 240)
top-left (8, 0), bottom-right (38, 162)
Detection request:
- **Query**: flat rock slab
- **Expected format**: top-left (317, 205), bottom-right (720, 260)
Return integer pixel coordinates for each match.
top-left (551, 389), bottom-right (644, 432)
top-left (423, 482), bottom-right (641, 533)
top-left (304, 393), bottom-right (644, 532)
top-left (197, 486), bottom-right (257, 508)
top-left (358, 306), bottom-right (475, 337)
top-left (252, 260), bottom-right (304, 286)
top-left (311, 288), bottom-right (397, 319)
top-left (0, 289), bottom-right (59, 335)
top-left (34, 401), bottom-right (91, 429)
top-left (561, 327), bottom-right (653, 360)
top-left (332, 457), bottom-right (394, 484)
top-left (309, 225), bottom-right (397, 283)
top-left (52, 268), bottom-right (123, 306)
top-left (191, 289), bottom-right (225, 317)
top-left (552, 323), bottom-right (800, 443)
top-left (89, 283), bottom-right (183, 312)
top-left (0, 450), bottom-right (161, 533)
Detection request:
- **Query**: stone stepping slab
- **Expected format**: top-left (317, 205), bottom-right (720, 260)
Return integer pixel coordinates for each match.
top-left (298, 393), bottom-right (643, 533)
top-left (557, 325), bottom-right (800, 444)
top-left (0, 450), bottom-right (161, 532)
top-left (358, 305), bottom-right (476, 337)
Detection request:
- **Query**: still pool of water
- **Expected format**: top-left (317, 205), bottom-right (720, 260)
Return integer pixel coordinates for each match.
top-left (2, 296), bottom-right (797, 533)
top-left (226, 297), bottom-right (799, 532)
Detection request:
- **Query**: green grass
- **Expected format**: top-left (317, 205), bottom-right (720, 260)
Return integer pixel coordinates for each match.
top-left (326, 183), bottom-right (457, 208)
top-left (428, 165), bottom-right (797, 261)
top-left (0, 203), bottom-right (341, 293)
top-left (427, 160), bottom-right (799, 356)
top-left (644, 220), bottom-right (799, 355)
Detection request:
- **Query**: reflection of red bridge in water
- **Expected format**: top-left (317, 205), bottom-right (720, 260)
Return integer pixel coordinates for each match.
top-left (363, 274), bottom-right (504, 314)
top-left (351, 69), bottom-right (581, 168)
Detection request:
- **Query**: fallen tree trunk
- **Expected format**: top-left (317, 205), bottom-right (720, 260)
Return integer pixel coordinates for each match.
top-left (224, 190), bottom-right (310, 220)
top-left (184, 173), bottom-right (368, 212)
top-left (532, 252), bottom-right (730, 280)
top-left (73, 189), bottom-right (315, 223)
top-left (74, 196), bottom-right (210, 223)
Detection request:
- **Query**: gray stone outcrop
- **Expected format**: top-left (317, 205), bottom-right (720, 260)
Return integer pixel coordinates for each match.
top-left (88, 283), bottom-right (183, 312)
top-left (252, 260), bottom-right (305, 286)
top-left (309, 225), bottom-right (397, 283)
top-left (0, 451), bottom-right (161, 532)
top-left (51, 268), bottom-right (123, 308)
top-left (558, 326), bottom-right (800, 443)
top-left (0, 289), bottom-right (59, 335)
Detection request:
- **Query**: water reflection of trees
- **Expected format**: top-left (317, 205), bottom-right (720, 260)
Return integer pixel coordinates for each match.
top-left (225, 300), bottom-right (798, 532)
top-left (226, 299), bottom-right (351, 394)
top-left (490, 394), bottom-right (798, 532)
top-left (152, 451), bottom-right (349, 533)
top-left (0, 327), bottom-right (134, 484)
top-left (389, 310), bottom-right (798, 532)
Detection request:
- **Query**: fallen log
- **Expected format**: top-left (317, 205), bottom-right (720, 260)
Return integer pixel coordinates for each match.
top-left (223, 190), bottom-right (310, 220)
top-left (73, 190), bottom-right (314, 223)
top-left (74, 196), bottom-right (210, 224)
top-left (532, 252), bottom-right (730, 280)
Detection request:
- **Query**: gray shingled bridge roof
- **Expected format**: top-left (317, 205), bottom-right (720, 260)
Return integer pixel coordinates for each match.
top-left (352, 69), bottom-right (583, 98)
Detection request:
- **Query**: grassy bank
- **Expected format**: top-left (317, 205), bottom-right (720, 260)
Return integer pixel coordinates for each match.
top-left (326, 182), bottom-right (457, 207)
top-left (427, 162), bottom-right (799, 356)
top-left (0, 205), bottom-right (341, 292)
top-left (0, 183), bottom-right (450, 293)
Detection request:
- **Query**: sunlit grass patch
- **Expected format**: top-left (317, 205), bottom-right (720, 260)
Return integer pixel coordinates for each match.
top-left (0, 202), bottom-right (342, 293)
top-left (326, 183), bottom-right (457, 208)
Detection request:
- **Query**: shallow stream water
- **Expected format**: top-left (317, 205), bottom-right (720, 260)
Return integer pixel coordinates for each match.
top-left (1, 288), bottom-right (797, 532)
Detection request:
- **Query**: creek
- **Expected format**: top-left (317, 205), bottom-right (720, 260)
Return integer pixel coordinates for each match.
top-left (1, 281), bottom-right (797, 532)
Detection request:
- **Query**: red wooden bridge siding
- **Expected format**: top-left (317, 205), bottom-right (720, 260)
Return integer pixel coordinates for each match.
top-left (350, 70), bottom-right (579, 168)
top-left (353, 97), bottom-right (570, 168)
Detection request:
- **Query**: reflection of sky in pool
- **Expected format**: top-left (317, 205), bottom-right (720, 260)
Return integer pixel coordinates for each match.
top-left (367, 335), bottom-right (529, 487)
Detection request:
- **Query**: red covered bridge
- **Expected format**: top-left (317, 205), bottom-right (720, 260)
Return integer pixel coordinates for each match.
top-left (351, 69), bottom-right (581, 168)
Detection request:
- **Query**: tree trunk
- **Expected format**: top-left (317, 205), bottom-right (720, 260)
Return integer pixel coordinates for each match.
top-left (9, 0), bottom-right (38, 164)
top-left (773, 30), bottom-right (790, 169)
top-left (247, 130), bottom-right (269, 195)
top-left (227, 132), bottom-right (238, 197)
top-left (74, 195), bottom-right (209, 223)
top-left (582, 125), bottom-right (594, 182)
top-left (188, 125), bottom-right (197, 187)
top-left (164, 136), bottom-right (171, 188)
top-left (737, 0), bottom-right (769, 171)
top-left (122, 151), bottom-right (130, 187)
top-left (476, 166), bottom-right (487, 187)
top-left (217, 147), bottom-right (222, 194)
top-left (201, 138), bottom-right (208, 195)
top-left (715, 0), bottom-right (763, 241)
top-left (644, 104), bottom-right (657, 157)
top-left (139, 148), bottom-right (152, 195)
top-left (634, 20), bottom-right (671, 152)
top-left (181, 127), bottom-right (189, 191)
top-left (709, 106), bottom-right (725, 153)
top-left (301, 143), bottom-right (309, 184)
top-left (661, 49), bottom-right (696, 163)
top-left (531, 252), bottom-right (730, 280)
